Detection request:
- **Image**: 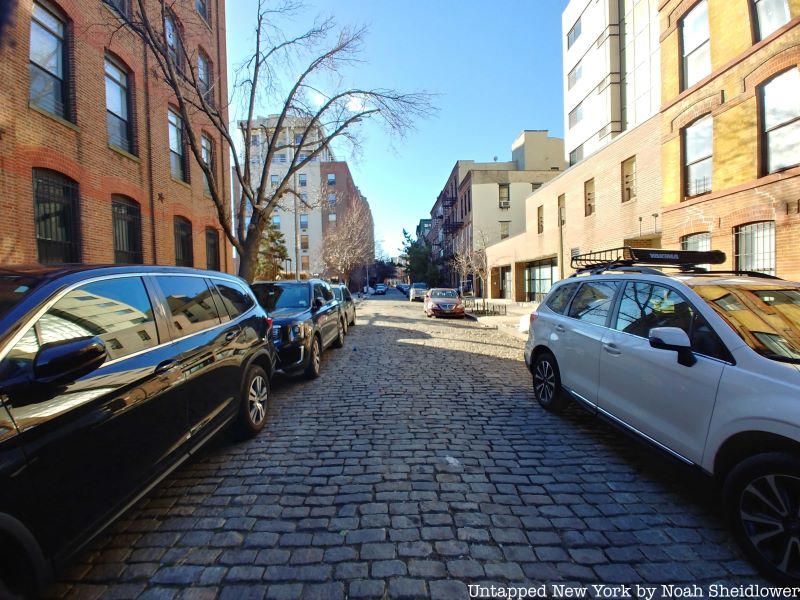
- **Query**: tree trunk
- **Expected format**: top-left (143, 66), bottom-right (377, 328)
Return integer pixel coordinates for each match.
top-left (238, 240), bottom-right (258, 283)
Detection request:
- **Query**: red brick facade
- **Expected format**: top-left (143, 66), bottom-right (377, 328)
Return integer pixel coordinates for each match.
top-left (0, 0), bottom-right (232, 271)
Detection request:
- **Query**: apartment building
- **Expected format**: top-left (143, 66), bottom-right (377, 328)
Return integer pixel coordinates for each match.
top-left (0, 0), bottom-right (231, 270)
top-left (564, 0), bottom-right (660, 164)
top-left (659, 0), bottom-right (800, 279)
top-left (415, 218), bottom-right (432, 242)
top-left (431, 131), bottom-right (565, 287)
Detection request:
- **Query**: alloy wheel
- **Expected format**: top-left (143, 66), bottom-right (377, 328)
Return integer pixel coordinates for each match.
top-left (312, 339), bottom-right (321, 374)
top-left (248, 374), bottom-right (268, 425)
top-left (534, 359), bottom-right (555, 405)
top-left (740, 474), bottom-right (800, 579)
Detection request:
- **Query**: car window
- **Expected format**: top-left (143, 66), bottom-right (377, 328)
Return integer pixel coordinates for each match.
top-left (343, 289), bottom-right (352, 301)
top-left (568, 281), bottom-right (620, 326)
top-left (4, 277), bottom-right (158, 370)
top-left (251, 283), bottom-right (309, 310)
top-left (614, 282), bottom-right (694, 338)
top-left (322, 284), bottom-right (334, 301)
top-left (214, 280), bottom-right (255, 319)
top-left (156, 276), bottom-right (221, 338)
top-left (332, 287), bottom-right (343, 301)
top-left (0, 275), bottom-right (40, 320)
top-left (313, 284), bottom-right (326, 303)
top-left (546, 283), bottom-right (578, 314)
top-left (431, 290), bottom-right (458, 298)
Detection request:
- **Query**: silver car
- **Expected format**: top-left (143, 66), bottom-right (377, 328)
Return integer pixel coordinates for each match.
top-left (525, 248), bottom-right (800, 583)
top-left (409, 282), bottom-right (428, 302)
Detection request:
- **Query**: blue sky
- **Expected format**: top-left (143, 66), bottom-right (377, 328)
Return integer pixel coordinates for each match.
top-left (226, 0), bottom-right (568, 257)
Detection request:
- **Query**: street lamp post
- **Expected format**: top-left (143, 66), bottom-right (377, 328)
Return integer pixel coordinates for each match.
top-left (285, 258), bottom-right (292, 280)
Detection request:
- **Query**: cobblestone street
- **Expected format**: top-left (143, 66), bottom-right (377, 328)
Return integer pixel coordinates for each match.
top-left (49, 291), bottom-right (767, 599)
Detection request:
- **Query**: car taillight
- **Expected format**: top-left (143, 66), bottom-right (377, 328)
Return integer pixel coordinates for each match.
top-left (265, 316), bottom-right (273, 330)
top-left (529, 311), bottom-right (538, 326)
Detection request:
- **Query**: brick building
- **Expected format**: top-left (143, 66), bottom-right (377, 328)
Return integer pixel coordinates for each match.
top-left (659, 0), bottom-right (800, 279)
top-left (0, 0), bottom-right (232, 271)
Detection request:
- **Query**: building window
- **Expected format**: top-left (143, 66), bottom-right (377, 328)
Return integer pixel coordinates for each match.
top-left (569, 144), bottom-right (584, 166)
top-left (759, 68), bottom-right (800, 174)
top-left (271, 174), bottom-right (279, 187)
top-left (683, 114), bottom-right (713, 196)
top-left (498, 184), bottom-right (510, 208)
top-left (328, 193), bottom-right (337, 206)
top-left (301, 255), bottom-right (310, 272)
top-left (584, 179), bottom-right (595, 216)
top-left (206, 229), bottom-right (220, 271)
top-left (33, 169), bottom-right (80, 264)
top-left (735, 221), bottom-right (775, 275)
top-left (621, 156), bottom-right (636, 202)
top-left (558, 194), bottom-right (566, 227)
top-left (568, 62), bottom-right (582, 90)
top-left (29, 2), bottom-right (69, 120)
top-left (753, 0), bottom-right (790, 40)
top-left (201, 134), bottom-right (213, 193)
top-left (680, 0), bottom-right (710, 90)
top-left (300, 192), bottom-right (308, 203)
top-left (105, 56), bottom-right (133, 153)
top-left (567, 16), bottom-right (581, 48)
top-left (164, 12), bottom-right (183, 71)
top-left (568, 102), bottom-right (583, 128)
top-left (112, 196), bottom-right (143, 264)
top-left (196, 0), bottom-right (210, 23)
top-left (299, 173), bottom-right (307, 187)
top-left (681, 232), bottom-right (711, 252)
top-left (499, 221), bottom-right (510, 240)
top-left (198, 51), bottom-right (212, 104)
top-left (272, 215), bottom-right (280, 227)
top-left (327, 173), bottom-right (336, 185)
top-left (168, 109), bottom-right (187, 182)
top-left (328, 213), bottom-right (337, 225)
top-left (301, 234), bottom-right (309, 251)
top-left (524, 258), bottom-right (558, 302)
top-left (275, 154), bottom-right (286, 163)
top-left (300, 213), bottom-right (308, 229)
top-left (537, 205), bottom-right (544, 234)
top-left (104, 0), bottom-right (129, 16)
top-left (174, 217), bottom-right (193, 267)
top-left (294, 133), bottom-right (303, 146)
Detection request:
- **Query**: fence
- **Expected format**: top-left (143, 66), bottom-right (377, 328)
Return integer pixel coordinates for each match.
top-left (463, 297), bottom-right (507, 316)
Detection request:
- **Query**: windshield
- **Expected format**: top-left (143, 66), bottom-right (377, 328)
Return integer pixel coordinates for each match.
top-left (0, 275), bottom-right (40, 320)
top-left (251, 283), bottom-right (310, 311)
top-left (431, 289), bottom-right (457, 298)
top-left (694, 284), bottom-right (800, 363)
top-left (412, 283), bottom-right (427, 289)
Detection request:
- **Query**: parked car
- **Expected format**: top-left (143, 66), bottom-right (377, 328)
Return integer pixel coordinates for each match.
top-left (524, 247), bottom-right (800, 584)
top-left (374, 284), bottom-right (387, 295)
top-left (409, 282), bottom-right (428, 302)
top-left (424, 288), bottom-right (466, 318)
top-left (397, 283), bottom-right (410, 295)
top-left (251, 279), bottom-right (344, 379)
top-left (0, 265), bottom-right (276, 595)
top-left (332, 284), bottom-right (356, 332)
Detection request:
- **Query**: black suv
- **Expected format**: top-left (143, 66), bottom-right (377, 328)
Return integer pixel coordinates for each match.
top-left (251, 279), bottom-right (344, 378)
top-left (0, 265), bottom-right (276, 595)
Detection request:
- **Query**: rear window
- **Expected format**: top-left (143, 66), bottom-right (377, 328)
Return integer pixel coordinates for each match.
top-left (412, 283), bottom-right (427, 289)
top-left (694, 284), bottom-right (800, 363)
top-left (214, 280), bottom-right (255, 319)
top-left (252, 283), bottom-right (310, 311)
top-left (568, 281), bottom-right (620, 326)
top-left (0, 276), bottom-right (40, 320)
top-left (156, 276), bottom-right (221, 338)
top-left (545, 283), bottom-right (577, 314)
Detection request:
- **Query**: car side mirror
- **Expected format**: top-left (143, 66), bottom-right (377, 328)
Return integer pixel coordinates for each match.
top-left (649, 327), bottom-right (696, 367)
top-left (33, 336), bottom-right (107, 385)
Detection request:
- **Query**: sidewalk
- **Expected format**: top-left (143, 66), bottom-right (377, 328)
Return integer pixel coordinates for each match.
top-left (466, 298), bottom-right (538, 342)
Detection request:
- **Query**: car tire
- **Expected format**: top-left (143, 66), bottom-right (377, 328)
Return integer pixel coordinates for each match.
top-left (349, 310), bottom-right (356, 327)
top-left (342, 316), bottom-right (349, 336)
top-left (234, 365), bottom-right (270, 439)
top-left (723, 452), bottom-right (800, 584)
top-left (304, 336), bottom-right (322, 379)
top-left (531, 352), bottom-right (567, 413)
top-left (332, 319), bottom-right (345, 348)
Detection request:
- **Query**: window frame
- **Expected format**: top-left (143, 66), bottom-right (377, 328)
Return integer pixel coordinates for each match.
top-left (104, 54), bottom-right (134, 154)
top-left (758, 68), bottom-right (800, 176)
top-left (584, 178), bottom-right (595, 217)
top-left (200, 133), bottom-right (214, 194)
top-left (205, 228), bottom-right (220, 271)
top-left (621, 156), bottom-right (637, 202)
top-left (734, 220), bottom-right (776, 275)
top-left (682, 114), bottom-right (713, 198)
top-left (168, 108), bottom-right (187, 182)
top-left (537, 205), bottom-right (544, 234)
top-left (679, 0), bottom-right (711, 91)
top-left (164, 11), bottom-right (183, 72)
top-left (112, 195), bottom-right (143, 264)
top-left (566, 280), bottom-right (622, 328)
top-left (33, 168), bottom-right (81, 264)
top-left (154, 275), bottom-right (221, 340)
top-left (29, 1), bottom-right (70, 121)
top-left (197, 50), bottom-right (212, 105)
top-left (195, 0), bottom-right (211, 25)
top-left (299, 213), bottom-right (309, 229)
top-left (327, 173), bottom-right (336, 186)
top-left (173, 216), bottom-right (194, 267)
top-left (567, 16), bottom-right (582, 48)
top-left (752, 0), bottom-right (790, 42)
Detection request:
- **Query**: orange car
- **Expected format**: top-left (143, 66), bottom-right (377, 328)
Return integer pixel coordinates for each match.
top-left (424, 288), bottom-right (466, 318)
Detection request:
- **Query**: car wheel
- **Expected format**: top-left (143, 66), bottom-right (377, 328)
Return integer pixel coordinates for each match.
top-left (234, 365), bottom-right (270, 438)
top-left (724, 452), bottom-right (800, 584)
top-left (349, 310), bottom-right (356, 327)
top-left (332, 319), bottom-right (345, 348)
top-left (304, 336), bottom-right (322, 379)
top-left (342, 316), bottom-right (349, 336)
top-left (532, 352), bottom-right (567, 412)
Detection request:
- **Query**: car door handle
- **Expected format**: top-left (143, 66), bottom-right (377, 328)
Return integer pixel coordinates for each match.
top-left (555, 325), bottom-right (566, 333)
top-left (154, 360), bottom-right (179, 375)
top-left (603, 343), bottom-right (622, 355)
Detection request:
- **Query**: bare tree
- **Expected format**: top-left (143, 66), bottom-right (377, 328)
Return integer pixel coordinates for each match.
top-left (450, 237), bottom-right (471, 294)
top-left (110, 0), bottom-right (433, 281)
top-left (471, 229), bottom-right (490, 301)
top-left (321, 199), bottom-right (372, 284)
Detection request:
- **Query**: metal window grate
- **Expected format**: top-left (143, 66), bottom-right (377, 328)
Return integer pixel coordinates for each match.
top-left (34, 169), bottom-right (80, 264)
top-left (735, 221), bottom-right (775, 275)
top-left (112, 196), bottom-right (143, 264)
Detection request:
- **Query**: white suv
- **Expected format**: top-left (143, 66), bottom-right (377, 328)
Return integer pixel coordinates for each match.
top-left (524, 249), bottom-right (800, 583)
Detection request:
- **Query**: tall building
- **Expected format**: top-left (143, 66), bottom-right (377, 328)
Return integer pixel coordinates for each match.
top-left (431, 131), bottom-right (565, 288)
top-left (415, 219), bottom-right (432, 242)
top-left (658, 0), bottom-right (800, 279)
top-left (0, 0), bottom-right (232, 270)
top-left (563, 0), bottom-right (660, 165)
top-left (241, 115), bottom-right (374, 279)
